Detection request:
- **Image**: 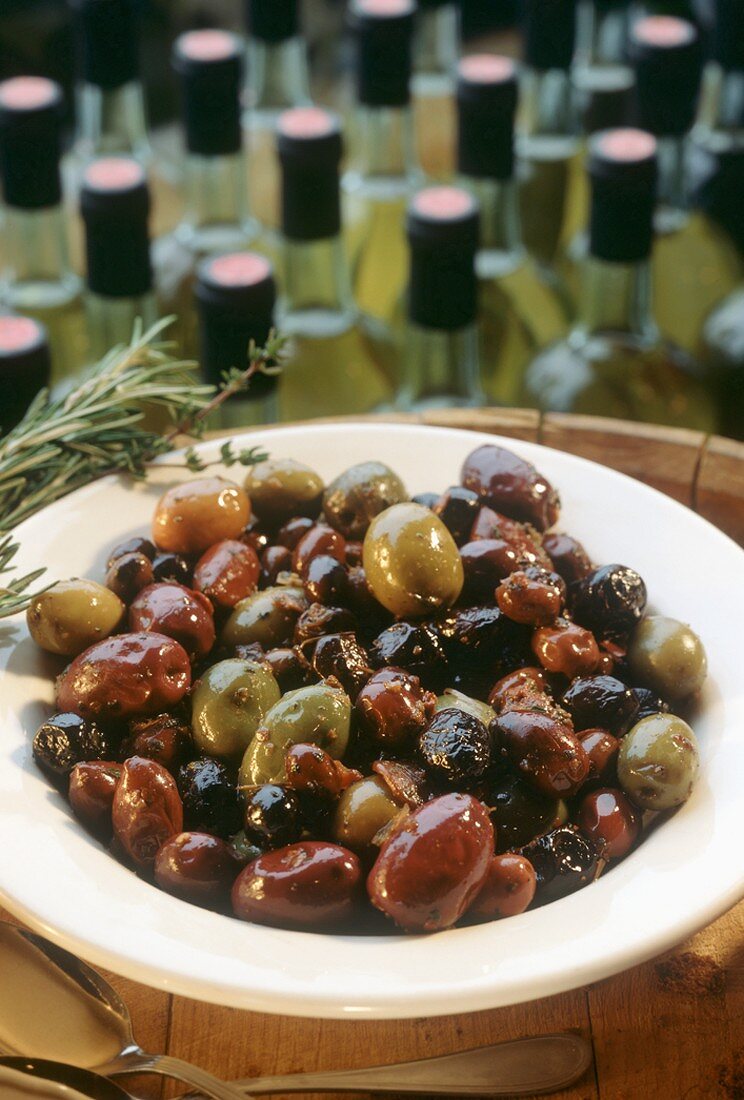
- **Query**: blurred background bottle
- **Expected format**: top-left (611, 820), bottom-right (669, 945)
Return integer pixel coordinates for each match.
top-left (0, 315), bottom-right (51, 432)
top-left (412, 0), bottom-right (459, 178)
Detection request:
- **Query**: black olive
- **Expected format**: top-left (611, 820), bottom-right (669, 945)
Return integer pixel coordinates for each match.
top-left (632, 686), bottom-right (671, 721)
top-left (436, 607), bottom-right (532, 695)
top-left (433, 486), bottom-right (481, 546)
top-left (107, 536), bottom-right (156, 568)
top-left (295, 604), bottom-right (356, 644)
top-left (243, 784), bottom-right (301, 848)
top-left (485, 770), bottom-right (559, 853)
top-left (410, 491), bottom-right (439, 510)
top-left (562, 675), bottom-right (640, 736)
top-left (418, 708), bottom-right (492, 789)
top-left (151, 552), bottom-right (192, 586)
top-left (32, 712), bottom-right (114, 790)
top-left (303, 555), bottom-right (349, 605)
top-left (542, 532), bottom-right (593, 586)
top-left (312, 633), bottom-right (371, 699)
top-left (521, 825), bottom-right (600, 905)
top-left (264, 646), bottom-right (316, 692)
top-left (370, 621), bottom-right (449, 688)
top-left (228, 829), bottom-right (263, 866)
top-left (177, 758), bottom-right (242, 838)
top-left (571, 564), bottom-right (647, 643)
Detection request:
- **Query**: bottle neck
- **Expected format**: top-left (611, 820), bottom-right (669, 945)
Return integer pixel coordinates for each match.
top-left (401, 323), bottom-right (483, 408)
top-left (281, 236), bottom-right (356, 326)
top-left (465, 177), bottom-right (523, 261)
top-left (519, 67), bottom-right (577, 137)
top-left (177, 152), bottom-right (254, 255)
top-left (578, 256), bottom-right (657, 339)
top-left (694, 63), bottom-right (744, 144)
top-left (655, 134), bottom-right (689, 222)
top-left (577, 1), bottom-right (630, 66)
top-left (86, 291), bottom-right (158, 359)
top-left (1, 205), bottom-right (76, 291)
top-left (246, 38), bottom-right (311, 117)
top-left (413, 5), bottom-right (458, 88)
top-left (345, 106), bottom-right (419, 191)
top-left (75, 81), bottom-right (150, 161)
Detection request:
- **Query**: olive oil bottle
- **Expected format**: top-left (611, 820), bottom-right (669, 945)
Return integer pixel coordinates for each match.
top-left (700, 283), bottom-right (744, 439)
top-left (412, 0), bottom-right (459, 179)
top-left (0, 315), bottom-right (51, 432)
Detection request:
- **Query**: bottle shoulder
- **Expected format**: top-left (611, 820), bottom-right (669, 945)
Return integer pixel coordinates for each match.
top-left (702, 286), bottom-right (744, 364)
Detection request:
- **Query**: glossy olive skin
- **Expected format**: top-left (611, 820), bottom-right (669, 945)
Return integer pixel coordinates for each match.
top-left (531, 619), bottom-right (600, 678)
top-left (154, 832), bottom-right (238, 906)
top-left (363, 504), bottom-right (464, 618)
top-left (105, 552), bottom-right (154, 604)
top-left (356, 667), bottom-right (436, 747)
top-left (55, 632), bottom-right (191, 721)
top-left (542, 532), bottom-right (593, 585)
top-left (433, 486), bottom-right (481, 546)
top-left (243, 784), bottom-right (301, 848)
top-left (303, 554), bottom-right (349, 604)
top-left (372, 759), bottom-right (429, 808)
top-left (27, 579), bottom-right (125, 657)
top-left (370, 622), bottom-right (449, 685)
top-left (294, 603), bottom-right (356, 644)
top-left (222, 585), bottom-right (308, 650)
top-left (264, 647), bottom-right (315, 692)
top-left (191, 658), bottom-right (281, 762)
top-left (618, 714), bottom-right (700, 810)
top-left (152, 552), bottom-right (192, 587)
top-left (311, 633), bottom-right (371, 700)
top-left (521, 825), bottom-right (599, 906)
top-left (292, 525), bottom-right (346, 578)
top-left (333, 775), bottom-right (404, 852)
top-left (461, 444), bottom-right (560, 532)
top-left (434, 689), bottom-right (495, 728)
top-left (485, 771), bottom-right (559, 853)
top-left (121, 714), bottom-right (193, 774)
top-left (493, 710), bottom-right (590, 798)
top-left (488, 667), bottom-right (551, 714)
top-left (275, 516), bottom-right (314, 550)
top-left (579, 729), bottom-right (620, 786)
top-left (261, 545), bottom-right (293, 586)
top-left (572, 564), bottom-right (647, 643)
top-left (368, 793), bottom-right (494, 932)
top-left (576, 788), bottom-right (640, 859)
top-left (153, 477), bottom-right (251, 555)
top-left (193, 540), bottom-right (261, 609)
top-left (459, 539), bottom-right (521, 600)
top-left (419, 708), bottom-right (492, 789)
top-left (285, 742), bottom-right (344, 799)
top-left (627, 615), bottom-right (707, 701)
top-left (562, 675), bottom-right (640, 736)
top-left (322, 461), bottom-right (408, 540)
top-left (232, 841), bottom-right (362, 929)
top-left (32, 712), bottom-right (113, 789)
top-left (68, 761), bottom-right (122, 837)
top-left (112, 756), bottom-right (183, 869)
top-left (470, 854), bottom-right (537, 919)
top-left (244, 459), bottom-right (324, 523)
top-left (129, 583), bottom-right (216, 660)
top-left (469, 508), bottom-right (550, 568)
top-left (178, 758), bottom-right (242, 838)
top-left (107, 536), bottom-right (156, 567)
top-left (496, 567), bottom-right (565, 626)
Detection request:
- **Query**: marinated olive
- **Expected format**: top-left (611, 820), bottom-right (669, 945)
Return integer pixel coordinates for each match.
top-left (577, 788), bottom-right (640, 859)
top-left (345, 541), bottom-right (364, 567)
top-left (370, 621), bottom-right (449, 684)
top-left (496, 567), bottom-right (566, 626)
top-left (191, 658), bottom-right (281, 761)
top-left (303, 554), bottom-right (349, 604)
top-left (264, 646), bottom-right (315, 692)
top-left (439, 607), bottom-right (531, 686)
top-left (68, 761), bottom-right (122, 838)
top-left (372, 759), bottom-right (429, 808)
top-left (418, 708), bottom-right (492, 789)
top-left (275, 516), bottom-right (314, 549)
top-left (107, 536), bottom-right (156, 567)
top-left (240, 682), bottom-right (352, 787)
top-left (32, 712), bottom-right (114, 789)
top-left (244, 458), bottom-right (324, 523)
top-left (411, 491), bottom-right (439, 509)
top-left (121, 713), bottom-right (193, 774)
top-left (363, 503), bottom-right (463, 618)
top-left (193, 540), bottom-right (261, 609)
top-left (333, 775), bottom-right (405, 852)
top-left (470, 854), bottom-right (537, 919)
top-left (469, 508), bottom-right (551, 568)
top-left (129, 583), bottom-right (216, 660)
top-left (55, 632), bottom-right (191, 721)
top-left (292, 525), bottom-right (346, 577)
top-left (461, 444), bottom-right (560, 532)
top-left (178, 758), bottom-right (243, 837)
top-left (240, 514), bottom-right (270, 555)
top-left (488, 667), bottom-right (551, 714)
top-left (368, 793), bottom-right (494, 931)
top-left (228, 830), bottom-right (263, 867)
top-left (295, 604), bottom-right (356, 643)
top-left (493, 709), bottom-right (589, 797)
top-left (261, 545), bottom-right (293, 585)
top-left (222, 585), bottom-right (308, 649)
top-left (434, 689), bottom-right (496, 728)
top-left (562, 675), bottom-right (640, 736)
top-left (153, 477), bottom-right (251, 555)
top-left (285, 742), bottom-right (343, 799)
top-left (243, 784), bottom-right (301, 848)
top-left (27, 579), bottom-right (125, 657)
top-left (433, 486), bottom-right (481, 546)
top-left (521, 825), bottom-right (599, 906)
top-left (485, 771), bottom-right (558, 853)
top-left (542, 532), bottom-right (593, 585)
top-left (232, 841), bottom-right (362, 928)
top-left (112, 756), bottom-right (183, 869)
top-left (532, 618), bottom-right (600, 678)
top-left (627, 615), bottom-right (707, 701)
top-left (323, 461), bottom-right (407, 540)
top-left (633, 686), bottom-right (671, 721)
top-left (105, 552), bottom-right (154, 604)
top-left (154, 832), bottom-right (238, 905)
top-left (311, 633), bottom-right (371, 699)
top-left (459, 538), bottom-right (521, 601)
top-left (151, 552), bottom-right (192, 587)
top-left (356, 667), bottom-right (436, 747)
top-left (572, 564), bottom-right (647, 643)
top-left (618, 713), bottom-right (700, 810)
top-left (579, 729), bottom-right (620, 786)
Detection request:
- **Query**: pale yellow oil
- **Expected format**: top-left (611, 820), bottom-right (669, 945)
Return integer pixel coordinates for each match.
top-left (413, 86), bottom-right (456, 180)
top-left (345, 190), bottom-right (409, 328)
top-left (518, 136), bottom-right (584, 268)
top-left (246, 123), bottom-right (282, 233)
top-left (15, 290), bottom-right (89, 388)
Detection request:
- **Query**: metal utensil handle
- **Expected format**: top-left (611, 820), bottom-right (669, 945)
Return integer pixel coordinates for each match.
top-left (121, 1052), bottom-right (248, 1100)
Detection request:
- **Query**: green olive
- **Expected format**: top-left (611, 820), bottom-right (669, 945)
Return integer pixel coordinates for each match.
top-left (191, 658), bottom-right (281, 762)
top-left (333, 775), bottom-right (404, 851)
top-left (222, 585), bottom-right (307, 649)
top-left (239, 682), bottom-right (351, 788)
top-left (435, 689), bottom-right (496, 728)
top-left (618, 713), bottom-right (700, 810)
top-left (363, 503), bottom-right (464, 618)
top-left (628, 615), bottom-right (707, 700)
top-left (244, 458), bottom-right (324, 523)
top-left (27, 579), bottom-right (125, 657)
top-left (322, 461), bottom-right (407, 539)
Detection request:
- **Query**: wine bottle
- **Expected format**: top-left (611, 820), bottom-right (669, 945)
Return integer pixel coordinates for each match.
top-left (412, 0), bottom-right (459, 178)
top-left (398, 185), bottom-right (484, 409)
top-left (343, 0), bottom-right (421, 325)
top-left (628, 14), bottom-right (742, 353)
top-left (0, 315), bottom-right (51, 433)
top-left (521, 127), bottom-right (718, 430)
top-left (0, 77), bottom-right (88, 386)
top-left (195, 251), bottom-right (279, 429)
top-left (276, 107), bottom-right (397, 419)
top-left (244, 0), bottom-right (313, 231)
top-left (457, 54), bottom-right (569, 406)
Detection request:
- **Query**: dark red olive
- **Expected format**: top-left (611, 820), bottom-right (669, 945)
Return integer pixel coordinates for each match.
top-left (232, 841), bottom-right (362, 929)
top-left (470, 853), bottom-right (537, 919)
top-left (496, 567), bottom-right (566, 626)
top-left (576, 787), bottom-right (640, 859)
top-left (562, 675), bottom-right (640, 736)
top-left (461, 444), bottom-right (560, 531)
top-left (112, 756), bottom-right (183, 869)
top-left (372, 759), bottom-right (430, 808)
top-left (532, 619), bottom-right (600, 678)
top-left (120, 713), bottom-right (193, 774)
top-left (240, 514), bottom-right (270, 555)
top-left (193, 539), bottom-right (261, 608)
top-left (154, 832), bottom-right (238, 905)
top-left (488, 667), bottom-right (551, 713)
top-left (303, 554), bottom-right (349, 604)
top-left (579, 728), bottom-right (620, 786)
top-left (264, 647), bottom-right (315, 692)
top-left (285, 742), bottom-right (344, 799)
top-left (68, 761), bottom-right (122, 838)
top-left (459, 539), bottom-right (521, 600)
top-left (433, 486), bottom-right (481, 546)
top-left (292, 525), bottom-right (346, 577)
top-left (261, 545), bottom-right (293, 586)
top-left (312, 633), bottom-right (371, 699)
top-left (107, 536), bottom-right (156, 568)
top-left (275, 516), bottom-right (315, 549)
top-left (129, 583), bottom-right (215, 660)
top-left (469, 509), bottom-right (550, 570)
top-left (493, 709), bottom-right (590, 797)
top-left (105, 552), bottom-right (154, 604)
top-left (294, 603), bottom-right (356, 644)
top-left (356, 667), bottom-right (436, 747)
top-left (542, 532), bottom-right (593, 585)
top-left (367, 793), bottom-right (494, 932)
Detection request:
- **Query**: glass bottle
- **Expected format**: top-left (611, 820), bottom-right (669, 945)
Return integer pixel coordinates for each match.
top-left (243, 0), bottom-right (312, 232)
top-left (0, 77), bottom-right (88, 387)
top-left (521, 128), bottom-right (718, 430)
top-left (457, 54), bottom-right (570, 406)
top-left (0, 315), bottom-right (51, 433)
top-left (195, 251), bottom-right (279, 430)
top-left (343, 0), bottom-right (421, 326)
top-left (700, 283), bottom-right (744, 439)
top-left (275, 107), bottom-right (397, 420)
top-left (412, 0), bottom-right (459, 179)
top-left (576, 0), bottom-right (632, 69)
top-left (398, 185), bottom-right (484, 410)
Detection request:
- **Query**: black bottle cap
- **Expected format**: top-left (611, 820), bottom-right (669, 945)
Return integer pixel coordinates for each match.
top-left (71, 0), bottom-right (140, 90)
top-left (520, 0), bottom-right (577, 72)
top-left (350, 0), bottom-right (416, 109)
top-left (196, 251), bottom-right (278, 399)
top-left (245, 0), bottom-right (300, 43)
top-left (588, 127), bottom-right (658, 262)
top-left (0, 315), bottom-right (51, 432)
top-left (712, 0), bottom-right (744, 71)
top-left (278, 107), bottom-right (344, 240)
top-left (81, 156), bottom-right (152, 298)
top-left (574, 64), bottom-right (635, 135)
top-left (457, 54), bottom-right (518, 180)
top-left (417, 0), bottom-right (452, 7)
top-left (407, 185), bottom-right (480, 330)
top-left (172, 30), bottom-right (244, 157)
top-left (629, 15), bottom-right (702, 136)
top-left (0, 77), bottom-right (64, 209)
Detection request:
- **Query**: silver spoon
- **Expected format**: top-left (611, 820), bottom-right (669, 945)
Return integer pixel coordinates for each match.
top-left (0, 1058), bottom-right (131, 1100)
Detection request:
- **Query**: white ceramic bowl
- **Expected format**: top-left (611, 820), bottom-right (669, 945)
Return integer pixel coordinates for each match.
top-left (0, 423), bottom-right (742, 1020)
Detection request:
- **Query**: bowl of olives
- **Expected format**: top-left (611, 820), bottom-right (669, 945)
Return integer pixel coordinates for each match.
top-left (0, 422), bottom-right (741, 1019)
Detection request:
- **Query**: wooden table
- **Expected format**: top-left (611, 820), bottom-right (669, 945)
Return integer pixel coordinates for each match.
top-left (5, 409), bottom-right (744, 1099)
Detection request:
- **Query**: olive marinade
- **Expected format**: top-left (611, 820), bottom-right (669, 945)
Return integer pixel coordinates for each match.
top-left (28, 446), bottom-right (707, 933)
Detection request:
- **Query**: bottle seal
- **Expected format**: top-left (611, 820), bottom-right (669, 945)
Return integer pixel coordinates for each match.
top-left (457, 54), bottom-right (518, 179)
top-left (350, 0), bottom-right (416, 108)
top-left (588, 127), bottom-right (658, 263)
top-left (407, 186), bottom-right (480, 329)
top-left (246, 0), bottom-right (300, 43)
top-left (277, 107), bottom-right (344, 240)
top-left (173, 30), bottom-right (244, 157)
top-left (521, 0), bottom-right (577, 72)
top-left (72, 0), bottom-right (140, 90)
top-left (81, 156), bottom-right (152, 297)
top-left (0, 315), bottom-right (51, 431)
top-left (629, 16), bottom-right (702, 136)
top-left (0, 77), bottom-right (64, 209)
